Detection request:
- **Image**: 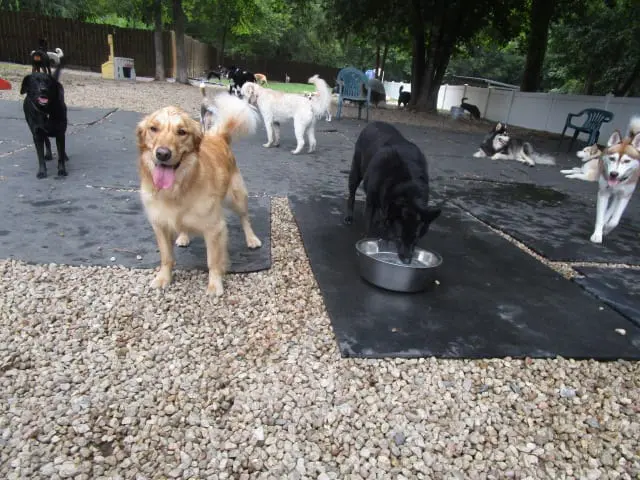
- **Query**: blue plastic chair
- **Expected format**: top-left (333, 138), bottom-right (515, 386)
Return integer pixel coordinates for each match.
top-left (558, 108), bottom-right (614, 151)
top-left (335, 67), bottom-right (371, 122)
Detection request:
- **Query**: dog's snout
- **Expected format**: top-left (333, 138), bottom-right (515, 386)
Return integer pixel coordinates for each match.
top-left (397, 243), bottom-right (415, 264)
top-left (610, 171), bottom-right (619, 178)
top-left (155, 147), bottom-right (172, 163)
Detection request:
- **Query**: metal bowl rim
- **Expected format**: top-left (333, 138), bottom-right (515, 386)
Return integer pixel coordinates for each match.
top-left (355, 238), bottom-right (443, 269)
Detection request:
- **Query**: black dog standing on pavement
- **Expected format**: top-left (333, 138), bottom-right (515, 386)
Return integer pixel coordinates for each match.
top-left (344, 121), bottom-right (442, 264)
top-left (460, 97), bottom-right (481, 119)
top-left (20, 62), bottom-right (69, 178)
top-left (397, 85), bottom-right (411, 108)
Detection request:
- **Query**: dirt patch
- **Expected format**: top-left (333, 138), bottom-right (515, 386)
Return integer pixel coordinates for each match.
top-left (0, 62), bottom-right (557, 138)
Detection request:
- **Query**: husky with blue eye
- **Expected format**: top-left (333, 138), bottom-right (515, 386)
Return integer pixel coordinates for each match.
top-left (590, 116), bottom-right (640, 244)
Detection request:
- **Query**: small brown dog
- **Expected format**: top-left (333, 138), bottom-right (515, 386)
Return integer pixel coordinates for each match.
top-left (254, 73), bottom-right (268, 86)
top-left (136, 95), bottom-right (262, 296)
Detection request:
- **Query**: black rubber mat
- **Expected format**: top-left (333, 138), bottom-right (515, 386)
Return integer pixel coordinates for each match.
top-left (0, 188), bottom-right (271, 273)
top-left (574, 267), bottom-right (640, 329)
top-left (290, 195), bottom-right (640, 359)
top-left (448, 179), bottom-right (640, 264)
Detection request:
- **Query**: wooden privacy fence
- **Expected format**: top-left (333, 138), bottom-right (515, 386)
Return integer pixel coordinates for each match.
top-left (0, 10), bottom-right (173, 77)
top-left (0, 10), bottom-right (340, 83)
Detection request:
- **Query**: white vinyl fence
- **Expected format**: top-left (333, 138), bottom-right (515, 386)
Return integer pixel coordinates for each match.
top-left (382, 81), bottom-right (640, 140)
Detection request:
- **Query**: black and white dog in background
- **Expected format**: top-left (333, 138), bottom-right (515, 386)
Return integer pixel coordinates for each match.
top-left (226, 66), bottom-right (256, 96)
top-left (473, 122), bottom-right (556, 167)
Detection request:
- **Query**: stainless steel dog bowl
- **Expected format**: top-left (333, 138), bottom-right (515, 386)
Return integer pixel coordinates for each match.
top-left (355, 238), bottom-right (443, 293)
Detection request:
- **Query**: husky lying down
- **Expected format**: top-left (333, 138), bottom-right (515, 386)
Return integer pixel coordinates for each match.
top-left (473, 123), bottom-right (556, 167)
top-left (560, 144), bottom-right (602, 182)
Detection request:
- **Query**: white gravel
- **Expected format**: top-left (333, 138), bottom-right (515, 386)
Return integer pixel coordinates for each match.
top-left (1, 63), bottom-right (639, 478)
top-left (1, 199), bottom-right (639, 479)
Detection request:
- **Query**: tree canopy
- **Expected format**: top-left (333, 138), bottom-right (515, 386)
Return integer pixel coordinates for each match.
top-left (3, 0), bottom-right (639, 100)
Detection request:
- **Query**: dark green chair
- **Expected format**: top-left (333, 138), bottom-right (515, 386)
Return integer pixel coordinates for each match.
top-left (558, 108), bottom-right (614, 151)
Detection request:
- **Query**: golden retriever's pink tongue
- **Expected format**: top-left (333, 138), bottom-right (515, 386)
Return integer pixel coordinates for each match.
top-left (152, 165), bottom-right (176, 189)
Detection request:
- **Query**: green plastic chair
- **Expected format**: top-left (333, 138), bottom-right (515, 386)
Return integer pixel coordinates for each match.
top-left (558, 108), bottom-right (614, 151)
top-left (335, 67), bottom-right (371, 122)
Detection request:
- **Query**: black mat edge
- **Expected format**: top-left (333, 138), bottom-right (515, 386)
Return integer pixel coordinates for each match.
top-left (288, 195), bottom-right (640, 361)
top-left (572, 268), bottom-right (640, 329)
top-left (1, 195), bottom-right (273, 275)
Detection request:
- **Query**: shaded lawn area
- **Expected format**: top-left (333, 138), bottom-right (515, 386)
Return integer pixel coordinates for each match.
top-left (204, 77), bottom-right (320, 95)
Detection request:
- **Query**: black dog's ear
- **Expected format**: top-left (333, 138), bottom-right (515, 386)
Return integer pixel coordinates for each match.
top-left (414, 197), bottom-right (444, 222)
top-left (20, 75), bottom-right (31, 95)
top-left (423, 206), bottom-right (442, 223)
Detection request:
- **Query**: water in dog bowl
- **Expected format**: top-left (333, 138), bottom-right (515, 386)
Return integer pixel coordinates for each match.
top-left (370, 251), bottom-right (429, 268)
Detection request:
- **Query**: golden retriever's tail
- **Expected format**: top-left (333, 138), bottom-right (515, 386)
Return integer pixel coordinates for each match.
top-left (308, 74), bottom-right (331, 118)
top-left (206, 92), bottom-right (259, 144)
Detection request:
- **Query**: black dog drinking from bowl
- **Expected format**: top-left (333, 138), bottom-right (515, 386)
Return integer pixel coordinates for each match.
top-left (344, 121), bottom-right (442, 264)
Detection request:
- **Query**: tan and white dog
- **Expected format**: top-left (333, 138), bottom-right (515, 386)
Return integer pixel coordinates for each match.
top-left (560, 143), bottom-right (602, 182)
top-left (254, 73), bottom-right (268, 86)
top-left (589, 116), bottom-right (640, 244)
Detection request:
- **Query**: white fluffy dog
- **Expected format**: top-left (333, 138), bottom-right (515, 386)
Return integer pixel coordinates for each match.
top-left (240, 74), bottom-right (331, 154)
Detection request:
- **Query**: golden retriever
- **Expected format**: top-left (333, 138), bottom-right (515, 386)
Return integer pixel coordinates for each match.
top-left (136, 94), bottom-right (262, 296)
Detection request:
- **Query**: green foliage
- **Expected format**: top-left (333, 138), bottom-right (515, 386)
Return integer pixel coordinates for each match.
top-left (7, 0), bottom-right (637, 97)
top-left (2, 0), bottom-right (93, 19)
top-left (545, 0), bottom-right (640, 95)
top-left (447, 41), bottom-right (525, 86)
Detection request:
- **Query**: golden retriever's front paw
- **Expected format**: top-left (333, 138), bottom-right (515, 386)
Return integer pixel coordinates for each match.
top-left (246, 234), bottom-right (262, 249)
top-left (207, 276), bottom-right (224, 296)
top-left (175, 233), bottom-right (191, 247)
top-left (151, 272), bottom-right (172, 289)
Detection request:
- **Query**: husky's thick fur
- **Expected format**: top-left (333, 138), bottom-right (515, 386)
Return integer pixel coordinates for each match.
top-left (589, 116), bottom-right (640, 244)
top-left (473, 122), bottom-right (556, 167)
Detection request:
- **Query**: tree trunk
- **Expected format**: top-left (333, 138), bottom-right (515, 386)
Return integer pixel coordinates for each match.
top-left (217, 25), bottom-right (228, 67)
top-left (153, 0), bottom-right (165, 81)
top-left (409, 0), bottom-right (425, 105)
top-left (374, 44), bottom-right (381, 78)
top-left (380, 42), bottom-right (389, 80)
top-left (414, 0), bottom-right (446, 111)
top-left (172, 0), bottom-right (188, 84)
top-left (414, 0), bottom-right (461, 112)
top-left (520, 0), bottom-right (556, 92)
top-left (583, 69), bottom-right (596, 95)
top-left (614, 59), bottom-right (640, 97)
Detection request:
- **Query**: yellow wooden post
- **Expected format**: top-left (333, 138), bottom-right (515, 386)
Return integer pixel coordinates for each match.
top-left (101, 34), bottom-right (115, 79)
top-left (170, 31), bottom-right (177, 79)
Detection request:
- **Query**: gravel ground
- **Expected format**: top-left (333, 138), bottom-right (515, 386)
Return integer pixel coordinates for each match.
top-left (1, 199), bottom-right (639, 480)
top-left (1, 63), bottom-right (639, 479)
